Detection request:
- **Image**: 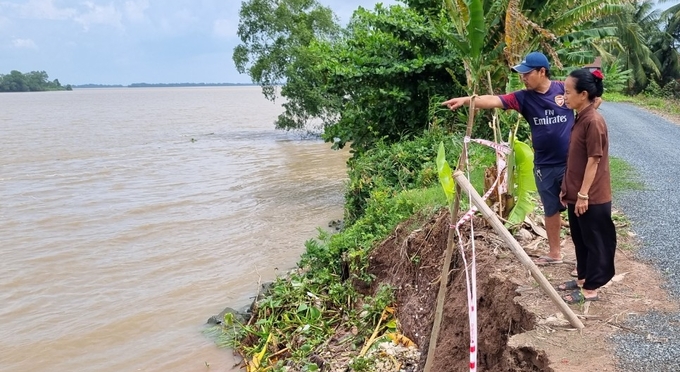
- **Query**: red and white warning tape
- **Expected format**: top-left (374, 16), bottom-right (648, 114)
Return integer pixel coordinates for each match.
top-left (464, 136), bottom-right (510, 194)
top-left (464, 136), bottom-right (511, 155)
top-left (451, 136), bottom-right (508, 372)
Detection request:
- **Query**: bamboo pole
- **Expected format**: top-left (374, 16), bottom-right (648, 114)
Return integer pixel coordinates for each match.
top-left (453, 170), bottom-right (585, 330)
top-left (423, 221), bottom-right (457, 372)
top-left (452, 95), bottom-right (477, 220)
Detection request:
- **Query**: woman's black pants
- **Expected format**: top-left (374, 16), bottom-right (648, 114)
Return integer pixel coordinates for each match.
top-left (568, 202), bottom-right (617, 290)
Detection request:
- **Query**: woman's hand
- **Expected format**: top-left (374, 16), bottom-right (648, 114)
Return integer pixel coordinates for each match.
top-left (575, 198), bottom-right (588, 216)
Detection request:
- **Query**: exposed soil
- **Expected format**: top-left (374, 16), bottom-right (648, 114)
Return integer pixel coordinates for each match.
top-left (364, 208), bottom-right (676, 371)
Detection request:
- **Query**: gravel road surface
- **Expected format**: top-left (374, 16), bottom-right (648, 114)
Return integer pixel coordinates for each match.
top-left (600, 102), bottom-right (680, 371)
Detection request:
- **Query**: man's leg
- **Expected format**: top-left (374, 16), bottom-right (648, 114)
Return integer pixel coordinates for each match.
top-left (534, 166), bottom-right (566, 263)
top-left (544, 212), bottom-right (562, 261)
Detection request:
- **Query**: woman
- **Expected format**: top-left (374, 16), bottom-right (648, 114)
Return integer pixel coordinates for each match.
top-left (558, 68), bottom-right (616, 303)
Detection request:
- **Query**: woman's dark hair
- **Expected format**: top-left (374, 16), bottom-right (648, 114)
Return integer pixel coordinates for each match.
top-left (568, 68), bottom-right (604, 100)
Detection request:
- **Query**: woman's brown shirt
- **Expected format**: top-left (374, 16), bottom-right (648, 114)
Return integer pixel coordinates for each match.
top-left (561, 104), bottom-right (612, 205)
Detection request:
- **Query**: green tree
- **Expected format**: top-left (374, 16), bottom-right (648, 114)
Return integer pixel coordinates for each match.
top-left (232, 0), bottom-right (630, 152)
top-left (596, 1), bottom-right (661, 93)
top-left (0, 70), bottom-right (69, 92)
top-left (654, 1), bottom-right (680, 87)
top-left (0, 70), bottom-right (28, 92)
top-left (316, 4), bottom-right (465, 152)
top-left (233, 0), bottom-right (341, 130)
top-left (25, 71), bottom-right (49, 91)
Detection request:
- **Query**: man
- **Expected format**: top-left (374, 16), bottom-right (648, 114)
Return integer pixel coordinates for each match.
top-left (443, 51), bottom-right (587, 266)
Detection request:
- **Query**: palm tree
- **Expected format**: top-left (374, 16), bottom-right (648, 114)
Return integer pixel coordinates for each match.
top-left (596, 1), bottom-right (662, 93)
top-left (655, 0), bottom-right (680, 86)
top-left (439, 0), bottom-right (630, 92)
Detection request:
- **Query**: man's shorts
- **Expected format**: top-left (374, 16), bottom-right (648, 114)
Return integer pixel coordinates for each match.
top-left (534, 165), bottom-right (567, 217)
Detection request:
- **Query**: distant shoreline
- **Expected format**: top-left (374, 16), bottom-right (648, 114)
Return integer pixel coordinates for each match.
top-left (73, 83), bottom-right (258, 88)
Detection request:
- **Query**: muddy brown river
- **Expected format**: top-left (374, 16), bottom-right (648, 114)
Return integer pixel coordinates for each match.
top-left (0, 86), bottom-right (348, 371)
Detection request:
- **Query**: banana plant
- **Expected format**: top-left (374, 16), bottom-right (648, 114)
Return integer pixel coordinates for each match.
top-left (436, 142), bottom-right (456, 206)
top-left (505, 134), bottom-right (537, 226)
top-left (441, 0), bottom-right (502, 95)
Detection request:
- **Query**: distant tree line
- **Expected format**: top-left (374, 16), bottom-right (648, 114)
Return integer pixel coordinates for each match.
top-left (0, 70), bottom-right (72, 92)
top-left (73, 83), bottom-right (125, 88)
top-left (127, 82), bottom-right (257, 88)
top-left (71, 82), bottom-right (257, 88)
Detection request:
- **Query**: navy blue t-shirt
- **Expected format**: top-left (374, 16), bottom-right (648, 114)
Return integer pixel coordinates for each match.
top-left (499, 81), bottom-right (575, 167)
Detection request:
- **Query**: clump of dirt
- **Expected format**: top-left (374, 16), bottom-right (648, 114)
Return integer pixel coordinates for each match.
top-left (367, 209), bottom-right (551, 371)
top-left (364, 207), bottom-right (676, 371)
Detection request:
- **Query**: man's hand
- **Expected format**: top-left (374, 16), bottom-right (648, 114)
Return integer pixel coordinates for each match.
top-left (442, 97), bottom-right (467, 110)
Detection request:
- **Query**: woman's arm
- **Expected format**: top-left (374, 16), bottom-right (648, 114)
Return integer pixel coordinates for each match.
top-left (574, 156), bottom-right (601, 216)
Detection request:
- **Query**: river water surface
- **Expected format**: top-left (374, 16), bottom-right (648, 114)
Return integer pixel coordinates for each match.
top-left (0, 86), bottom-right (348, 371)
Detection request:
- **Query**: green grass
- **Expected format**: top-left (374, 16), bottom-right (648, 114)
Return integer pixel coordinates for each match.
top-left (610, 156), bottom-right (644, 193)
top-left (604, 92), bottom-right (680, 118)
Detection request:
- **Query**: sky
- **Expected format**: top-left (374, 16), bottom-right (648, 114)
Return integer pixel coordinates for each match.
top-left (0, 0), bottom-right (672, 85)
top-left (0, 0), bottom-right (397, 85)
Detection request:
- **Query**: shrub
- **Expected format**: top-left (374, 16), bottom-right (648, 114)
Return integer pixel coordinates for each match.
top-left (661, 80), bottom-right (680, 99)
top-left (643, 80), bottom-right (663, 98)
top-left (344, 129), bottom-right (458, 225)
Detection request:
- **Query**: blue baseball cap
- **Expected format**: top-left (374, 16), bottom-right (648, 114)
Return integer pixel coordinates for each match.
top-left (511, 52), bottom-right (550, 73)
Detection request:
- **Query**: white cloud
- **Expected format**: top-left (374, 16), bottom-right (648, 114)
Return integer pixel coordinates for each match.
top-left (157, 8), bottom-right (198, 35)
top-left (0, 0), bottom-right (398, 84)
top-left (12, 38), bottom-right (38, 49)
top-left (124, 0), bottom-right (149, 22)
top-left (74, 1), bottom-right (123, 31)
top-left (212, 18), bottom-right (236, 39)
top-left (0, 0), bottom-right (126, 30)
top-left (2, 0), bottom-right (77, 20)
top-left (0, 15), bottom-right (9, 29)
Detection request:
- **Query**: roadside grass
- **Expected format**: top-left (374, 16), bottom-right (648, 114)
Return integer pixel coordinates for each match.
top-left (609, 156), bottom-right (644, 251)
top-left (604, 92), bottom-right (680, 118)
top-left (610, 156), bottom-right (644, 193)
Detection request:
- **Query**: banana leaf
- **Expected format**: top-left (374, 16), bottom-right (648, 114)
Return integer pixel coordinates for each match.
top-left (506, 132), bottom-right (516, 196)
top-left (506, 139), bottom-right (536, 226)
top-left (467, 0), bottom-right (486, 60)
top-left (436, 142), bottom-right (456, 205)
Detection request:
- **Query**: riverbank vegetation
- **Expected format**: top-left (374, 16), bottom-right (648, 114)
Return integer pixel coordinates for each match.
top-left (217, 0), bottom-right (680, 370)
top-left (0, 70), bottom-right (72, 92)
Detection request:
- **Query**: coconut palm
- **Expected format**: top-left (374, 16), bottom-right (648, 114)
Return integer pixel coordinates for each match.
top-left (439, 0), bottom-right (629, 93)
top-left (655, 0), bottom-right (680, 86)
top-left (504, 0), bottom-right (625, 67)
top-left (595, 1), bottom-right (662, 93)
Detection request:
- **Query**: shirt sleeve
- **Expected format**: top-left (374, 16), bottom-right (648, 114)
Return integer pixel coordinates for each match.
top-left (498, 90), bottom-right (525, 111)
top-left (585, 117), bottom-right (607, 158)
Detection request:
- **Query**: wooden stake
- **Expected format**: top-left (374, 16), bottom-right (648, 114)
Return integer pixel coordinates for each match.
top-left (423, 223), bottom-right (457, 372)
top-left (453, 170), bottom-right (584, 330)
